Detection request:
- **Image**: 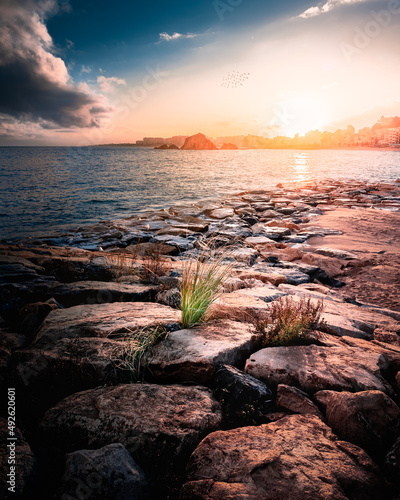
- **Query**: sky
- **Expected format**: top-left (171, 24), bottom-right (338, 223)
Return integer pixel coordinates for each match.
top-left (0, 0), bottom-right (400, 145)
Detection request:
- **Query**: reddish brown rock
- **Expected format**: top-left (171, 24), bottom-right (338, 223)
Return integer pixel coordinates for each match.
top-left (181, 133), bottom-right (217, 150)
top-left (181, 414), bottom-right (390, 500)
top-left (315, 390), bottom-right (400, 459)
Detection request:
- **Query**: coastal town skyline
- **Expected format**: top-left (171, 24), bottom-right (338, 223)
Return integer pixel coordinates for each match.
top-left (1, 0), bottom-right (400, 146)
top-left (102, 115), bottom-right (400, 149)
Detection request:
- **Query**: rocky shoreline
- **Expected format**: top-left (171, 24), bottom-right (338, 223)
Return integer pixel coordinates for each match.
top-left (1, 178), bottom-right (400, 499)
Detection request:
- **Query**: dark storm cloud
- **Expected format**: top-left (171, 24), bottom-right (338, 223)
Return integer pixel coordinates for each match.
top-left (0, 0), bottom-right (108, 129)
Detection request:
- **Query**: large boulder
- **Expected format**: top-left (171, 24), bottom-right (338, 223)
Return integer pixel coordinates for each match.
top-left (55, 444), bottom-right (149, 500)
top-left (315, 390), bottom-right (400, 460)
top-left (147, 321), bottom-right (261, 384)
top-left (32, 302), bottom-right (181, 347)
top-left (39, 384), bottom-right (222, 480)
top-left (181, 133), bottom-right (217, 150)
top-left (245, 343), bottom-right (393, 395)
top-left (180, 414), bottom-right (391, 500)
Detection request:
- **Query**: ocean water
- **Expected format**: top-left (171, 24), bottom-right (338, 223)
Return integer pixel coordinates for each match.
top-left (1, 146), bottom-right (399, 240)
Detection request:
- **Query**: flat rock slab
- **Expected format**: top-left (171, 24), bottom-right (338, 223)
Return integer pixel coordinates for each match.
top-left (211, 286), bottom-right (286, 320)
top-left (47, 281), bottom-right (160, 307)
top-left (33, 302), bottom-right (181, 347)
top-left (39, 384), bottom-right (222, 474)
top-left (181, 414), bottom-right (390, 500)
top-left (147, 321), bottom-right (260, 384)
top-left (245, 343), bottom-right (393, 395)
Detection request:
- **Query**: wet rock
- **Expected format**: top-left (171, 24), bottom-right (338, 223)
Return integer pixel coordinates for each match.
top-left (150, 235), bottom-right (194, 251)
top-left (147, 321), bottom-right (260, 384)
top-left (55, 444), bottom-right (149, 500)
top-left (276, 384), bottom-right (324, 419)
top-left (32, 302), bottom-right (181, 347)
top-left (0, 418), bottom-right (36, 499)
top-left (181, 414), bottom-right (390, 500)
top-left (39, 384), bottom-right (222, 488)
top-left (245, 343), bottom-right (392, 395)
top-left (315, 390), bottom-right (400, 460)
top-left (213, 364), bottom-right (272, 426)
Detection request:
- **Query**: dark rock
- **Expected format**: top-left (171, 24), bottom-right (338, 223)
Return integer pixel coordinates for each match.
top-left (213, 364), bottom-right (273, 426)
top-left (181, 414), bottom-right (391, 500)
top-left (18, 298), bottom-right (61, 338)
top-left (155, 287), bottom-right (181, 309)
top-left (55, 444), bottom-right (149, 500)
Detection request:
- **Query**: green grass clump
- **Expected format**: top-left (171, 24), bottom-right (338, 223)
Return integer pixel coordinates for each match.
top-left (254, 296), bottom-right (325, 347)
top-left (109, 324), bottom-right (167, 381)
top-left (180, 244), bottom-right (235, 329)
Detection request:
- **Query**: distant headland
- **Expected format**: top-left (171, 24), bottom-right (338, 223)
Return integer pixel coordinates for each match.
top-left (96, 115), bottom-right (400, 150)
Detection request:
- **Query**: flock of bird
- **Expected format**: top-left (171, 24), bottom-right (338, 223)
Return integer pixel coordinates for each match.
top-left (221, 71), bottom-right (250, 88)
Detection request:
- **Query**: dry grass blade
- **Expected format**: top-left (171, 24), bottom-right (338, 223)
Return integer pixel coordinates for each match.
top-left (105, 249), bottom-right (140, 279)
top-left (141, 244), bottom-right (171, 283)
top-left (109, 324), bottom-right (167, 381)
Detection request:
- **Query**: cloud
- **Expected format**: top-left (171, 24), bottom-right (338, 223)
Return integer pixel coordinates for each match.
top-left (298, 0), bottom-right (370, 19)
top-left (0, 0), bottom-right (108, 135)
top-left (81, 64), bottom-right (91, 74)
top-left (97, 75), bottom-right (127, 92)
top-left (158, 32), bottom-right (198, 42)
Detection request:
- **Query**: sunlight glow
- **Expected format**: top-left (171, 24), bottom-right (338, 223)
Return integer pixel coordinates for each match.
top-left (281, 95), bottom-right (332, 137)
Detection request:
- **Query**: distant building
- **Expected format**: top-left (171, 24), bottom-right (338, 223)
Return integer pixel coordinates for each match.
top-left (382, 128), bottom-right (400, 146)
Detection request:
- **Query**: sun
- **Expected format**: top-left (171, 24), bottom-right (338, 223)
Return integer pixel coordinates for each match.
top-left (280, 94), bottom-right (332, 137)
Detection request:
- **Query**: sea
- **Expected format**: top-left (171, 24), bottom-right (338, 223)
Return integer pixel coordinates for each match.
top-left (1, 146), bottom-right (399, 241)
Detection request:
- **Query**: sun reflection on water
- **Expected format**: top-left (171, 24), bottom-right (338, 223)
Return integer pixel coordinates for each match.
top-left (292, 152), bottom-right (311, 183)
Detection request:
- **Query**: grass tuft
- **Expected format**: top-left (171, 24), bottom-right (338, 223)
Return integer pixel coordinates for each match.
top-left (109, 324), bottom-right (167, 381)
top-left (253, 296), bottom-right (325, 347)
top-left (180, 243), bottom-right (235, 329)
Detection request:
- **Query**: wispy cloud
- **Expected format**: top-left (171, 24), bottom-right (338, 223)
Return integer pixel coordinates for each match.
top-left (158, 32), bottom-right (199, 42)
top-left (81, 64), bottom-right (91, 74)
top-left (97, 75), bottom-right (127, 92)
top-left (298, 0), bottom-right (370, 19)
